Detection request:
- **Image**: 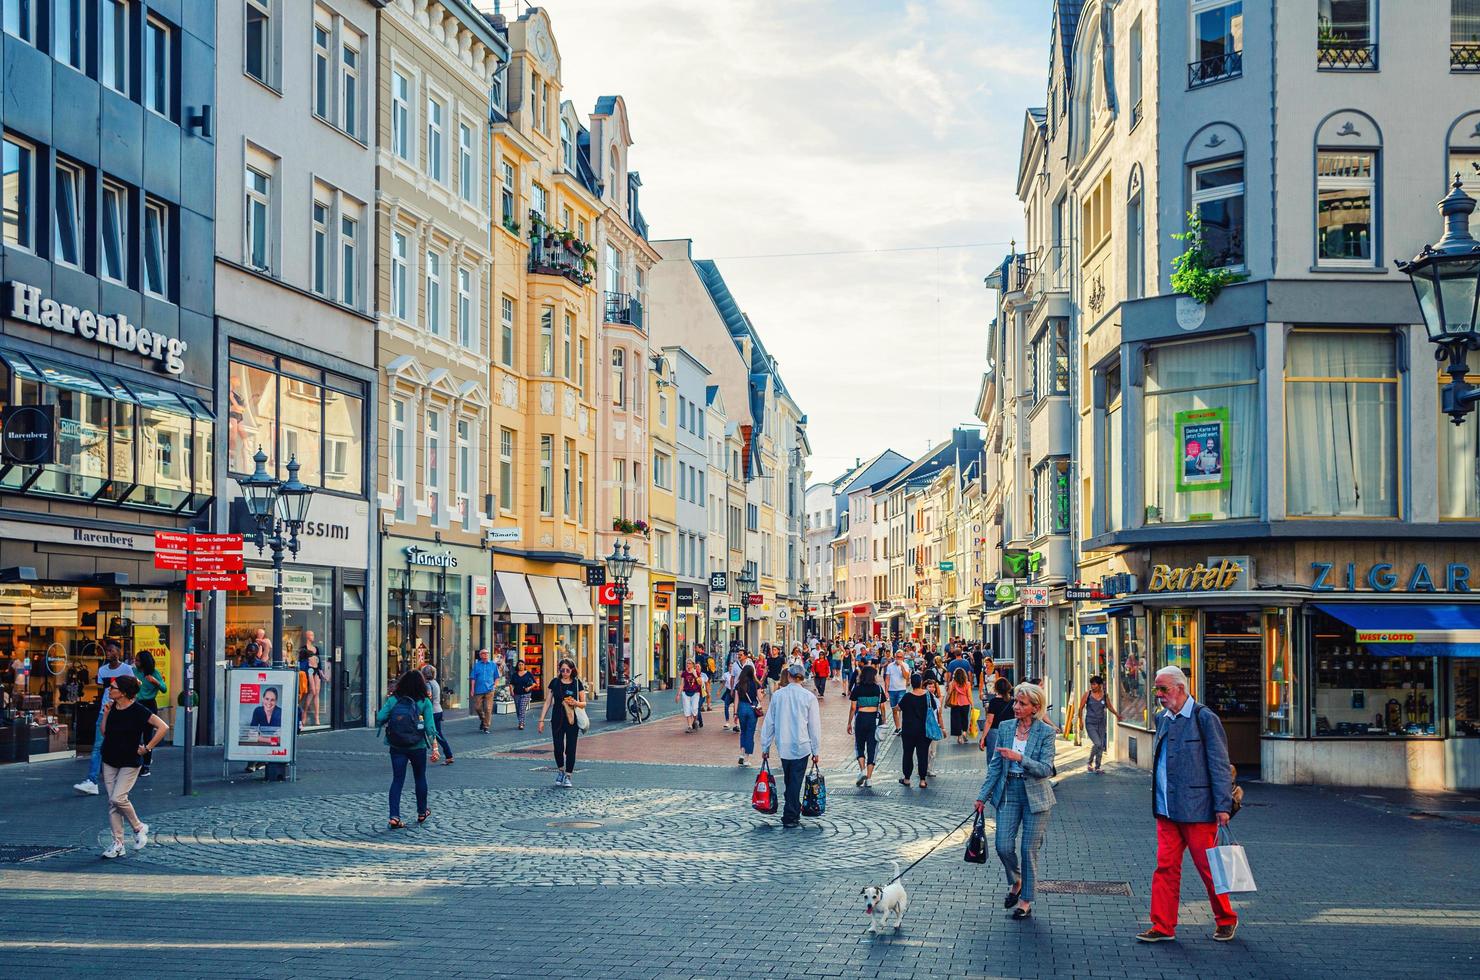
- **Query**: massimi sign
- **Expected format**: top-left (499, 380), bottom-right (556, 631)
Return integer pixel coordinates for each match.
top-left (6, 281), bottom-right (188, 375)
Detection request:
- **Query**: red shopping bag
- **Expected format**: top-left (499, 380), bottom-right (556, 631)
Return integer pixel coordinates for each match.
top-left (752, 762), bottom-right (779, 814)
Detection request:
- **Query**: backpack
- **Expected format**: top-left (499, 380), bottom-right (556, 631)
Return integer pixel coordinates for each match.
top-left (384, 695), bottom-right (425, 750)
top-left (1195, 704), bottom-right (1244, 818)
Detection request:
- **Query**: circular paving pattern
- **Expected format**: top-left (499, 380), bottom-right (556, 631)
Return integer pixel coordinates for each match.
top-left (132, 787), bottom-right (970, 887)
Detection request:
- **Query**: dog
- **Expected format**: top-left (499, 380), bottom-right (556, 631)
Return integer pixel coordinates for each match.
top-left (861, 861), bottom-right (909, 933)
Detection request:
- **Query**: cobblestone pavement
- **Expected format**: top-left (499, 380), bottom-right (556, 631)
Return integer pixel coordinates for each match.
top-left (1, 698), bottom-right (1477, 980)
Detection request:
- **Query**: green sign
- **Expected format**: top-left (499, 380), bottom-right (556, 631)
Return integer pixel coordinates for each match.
top-left (1175, 406), bottom-right (1230, 493)
top-left (1002, 550), bottom-right (1043, 577)
top-left (995, 582), bottom-right (1017, 603)
top-left (939, 561), bottom-right (955, 571)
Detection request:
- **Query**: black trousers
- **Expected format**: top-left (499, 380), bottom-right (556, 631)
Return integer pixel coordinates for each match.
top-left (901, 733), bottom-right (930, 780)
top-left (781, 755), bottom-right (809, 824)
top-left (854, 712), bottom-right (879, 765)
top-left (552, 723), bottom-right (578, 773)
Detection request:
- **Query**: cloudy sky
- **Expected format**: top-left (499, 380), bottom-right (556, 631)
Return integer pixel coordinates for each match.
top-left (548, 0), bottom-right (1047, 479)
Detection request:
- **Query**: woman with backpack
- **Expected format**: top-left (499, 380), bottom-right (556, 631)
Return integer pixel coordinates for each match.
top-left (375, 669), bottom-right (440, 829)
top-left (734, 662), bottom-right (761, 767)
top-left (537, 658), bottom-right (586, 787)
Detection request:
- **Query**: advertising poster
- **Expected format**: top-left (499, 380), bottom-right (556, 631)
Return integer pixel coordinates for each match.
top-left (1175, 407), bottom-right (1231, 493)
top-left (225, 668), bottom-right (298, 762)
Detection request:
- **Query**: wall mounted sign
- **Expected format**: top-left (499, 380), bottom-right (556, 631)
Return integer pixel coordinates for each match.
top-left (729, 606), bottom-right (742, 623)
top-left (406, 547), bottom-right (457, 568)
top-left (597, 583), bottom-right (620, 606)
top-left (938, 561), bottom-right (955, 571)
top-left (585, 565), bottom-right (606, 587)
top-left (775, 607), bottom-right (791, 623)
top-left (1312, 561), bottom-right (1474, 593)
top-left (709, 572), bottom-right (728, 592)
top-left (470, 575), bottom-right (491, 616)
top-left (0, 404), bottom-right (54, 464)
top-left (1020, 586), bottom-right (1050, 607)
top-left (1146, 559), bottom-right (1244, 593)
top-left (487, 527), bottom-right (521, 543)
top-left (675, 586), bottom-right (694, 607)
top-left (1065, 585), bottom-right (1106, 601)
top-left (1080, 622), bottom-right (1109, 636)
top-left (995, 583), bottom-right (1017, 604)
top-left (7, 280), bottom-right (188, 374)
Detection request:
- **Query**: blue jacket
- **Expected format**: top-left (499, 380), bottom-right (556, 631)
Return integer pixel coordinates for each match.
top-left (1153, 702), bottom-right (1233, 823)
top-left (470, 659), bottom-right (499, 695)
top-left (977, 718), bottom-right (1057, 814)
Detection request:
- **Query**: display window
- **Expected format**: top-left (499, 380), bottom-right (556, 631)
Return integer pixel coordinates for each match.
top-left (384, 567), bottom-right (466, 710)
top-left (1310, 609), bottom-right (1439, 737)
top-left (1115, 615), bottom-right (1150, 729)
top-left (226, 567), bottom-right (334, 729)
top-left (1263, 608), bottom-right (1301, 736)
top-left (1454, 660), bottom-right (1480, 737)
top-left (1156, 608), bottom-right (1199, 694)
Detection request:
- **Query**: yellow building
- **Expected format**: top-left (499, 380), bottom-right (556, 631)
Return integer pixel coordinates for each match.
top-left (647, 357), bottom-right (679, 685)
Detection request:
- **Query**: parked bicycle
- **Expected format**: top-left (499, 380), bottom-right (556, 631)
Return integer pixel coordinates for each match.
top-left (626, 679), bottom-right (652, 724)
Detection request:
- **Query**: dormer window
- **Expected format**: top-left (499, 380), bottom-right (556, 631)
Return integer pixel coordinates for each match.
top-left (560, 119), bottom-right (574, 171)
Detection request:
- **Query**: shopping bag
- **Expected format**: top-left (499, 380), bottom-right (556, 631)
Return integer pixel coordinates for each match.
top-left (925, 694), bottom-right (945, 741)
top-left (967, 707), bottom-right (981, 739)
top-left (801, 761), bottom-right (827, 816)
top-left (963, 811), bottom-right (988, 864)
top-left (751, 763), bottom-right (778, 815)
top-left (1206, 826), bottom-right (1257, 894)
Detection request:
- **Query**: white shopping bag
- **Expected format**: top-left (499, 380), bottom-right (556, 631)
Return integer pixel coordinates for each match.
top-left (1206, 826), bottom-right (1257, 894)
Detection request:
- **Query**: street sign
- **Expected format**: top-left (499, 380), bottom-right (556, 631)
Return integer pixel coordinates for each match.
top-left (154, 530), bottom-right (192, 552)
top-left (188, 552), bottom-right (244, 571)
top-left (747, 593), bottom-right (764, 606)
top-left (598, 583), bottom-right (620, 606)
top-left (585, 565), bottom-right (607, 586)
top-left (281, 590), bottom-right (314, 610)
top-left (1022, 619), bottom-right (1036, 634)
top-left (939, 561), bottom-right (955, 571)
top-left (188, 533), bottom-right (244, 552)
top-left (709, 572), bottom-right (728, 592)
top-left (1021, 586), bottom-right (1050, 607)
top-left (153, 551), bottom-right (191, 571)
top-left (187, 573), bottom-right (248, 592)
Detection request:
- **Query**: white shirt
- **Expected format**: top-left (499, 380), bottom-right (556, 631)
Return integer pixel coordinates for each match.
top-left (884, 662), bottom-right (907, 690)
top-left (1010, 733), bottom-right (1028, 775)
top-left (758, 683), bottom-right (822, 761)
top-left (426, 678), bottom-right (442, 710)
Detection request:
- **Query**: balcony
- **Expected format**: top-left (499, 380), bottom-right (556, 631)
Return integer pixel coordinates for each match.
top-left (1188, 50), bottom-right (1242, 88)
top-left (1317, 41), bottom-right (1377, 70)
top-left (527, 213), bottom-right (594, 286)
top-left (1454, 43), bottom-right (1480, 72)
top-left (1008, 253), bottom-right (1035, 294)
top-left (604, 291), bottom-right (644, 328)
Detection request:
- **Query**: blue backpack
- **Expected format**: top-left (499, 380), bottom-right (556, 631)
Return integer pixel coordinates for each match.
top-left (384, 696), bottom-right (425, 749)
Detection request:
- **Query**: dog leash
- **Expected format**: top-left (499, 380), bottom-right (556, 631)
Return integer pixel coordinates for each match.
top-left (887, 810), bottom-right (976, 884)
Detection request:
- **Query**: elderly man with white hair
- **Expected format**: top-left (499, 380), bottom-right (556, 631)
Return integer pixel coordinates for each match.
top-left (1136, 665), bottom-right (1239, 945)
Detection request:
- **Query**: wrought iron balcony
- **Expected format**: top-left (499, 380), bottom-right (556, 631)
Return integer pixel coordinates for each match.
top-left (1317, 41), bottom-right (1377, 70)
top-left (527, 213), bottom-right (594, 286)
top-left (604, 291), bottom-right (644, 328)
top-left (1453, 42), bottom-right (1480, 71)
top-left (1188, 50), bottom-right (1242, 88)
top-left (1010, 253), bottom-right (1036, 293)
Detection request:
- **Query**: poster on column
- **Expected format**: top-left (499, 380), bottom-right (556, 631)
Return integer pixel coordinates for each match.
top-left (1175, 407), bottom-right (1230, 493)
top-left (224, 668), bottom-right (298, 763)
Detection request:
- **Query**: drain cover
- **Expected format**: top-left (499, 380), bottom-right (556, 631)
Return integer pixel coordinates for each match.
top-left (1035, 880), bottom-right (1133, 896)
top-left (0, 845), bottom-right (77, 864)
top-left (547, 819), bottom-right (603, 830)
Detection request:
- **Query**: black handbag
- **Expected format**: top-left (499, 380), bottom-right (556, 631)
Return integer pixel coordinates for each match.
top-left (964, 811), bottom-right (988, 864)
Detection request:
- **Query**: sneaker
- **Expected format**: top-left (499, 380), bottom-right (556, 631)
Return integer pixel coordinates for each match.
top-left (738, 757), bottom-right (747, 766)
top-left (74, 779), bottom-right (100, 796)
top-left (555, 771), bottom-right (566, 786)
top-left (856, 773), bottom-right (867, 787)
top-left (102, 841), bottom-right (126, 859)
top-left (1135, 929), bottom-right (1175, 943)
top-left (561, 773), bottom-right (573, 787)
top-left (139, 767), bottom-right (151, 777)
top-left (1213, 924), bottom-right (1237, 942)
top-left (133, 823), bottom-right (149, 849)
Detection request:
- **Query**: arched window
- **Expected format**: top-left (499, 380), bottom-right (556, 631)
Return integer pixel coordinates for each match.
top-left (1126, 165), bottom-right (1146, 299)
top-left (1185, 123), bottom-right (1246, 270)
top-left (608, 146), bottom-right (621, 204)
top-left (1446, 111), bottom-right (1480, 192)
top-left (610, 348), bottom-right (625, 408)
top-left (1314, 109), bottom-right (1381, 268)
top-left (560, 119), bottom-right (573, 171)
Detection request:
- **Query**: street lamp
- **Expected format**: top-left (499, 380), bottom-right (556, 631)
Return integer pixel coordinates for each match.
top-left (236, 448), bottom-right (315, 669)
top-left (823, 590), bottom-right (837, 640)
top-left (799, 582), bottom-right (813, 642)
top-left (737, 564), bottom-right (757, 653)
top-left (604, 540), bottom-right (638, 721)
top-left (1399, 175), bottom-right (1480, 424)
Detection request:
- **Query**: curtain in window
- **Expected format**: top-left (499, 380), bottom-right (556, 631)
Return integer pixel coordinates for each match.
top-left (1105, 403), bottom-right (1123, 531)
top-left (1285, 332), bottom-right (1397, 517)
top-left (1455, 0), bottom-right (1480, 44)
top-left (1144, 336), bottom-right (1259, 523)
top-left (1440, 391), bottom-right (1480, 518)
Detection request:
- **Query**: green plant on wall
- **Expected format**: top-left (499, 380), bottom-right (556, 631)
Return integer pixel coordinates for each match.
top-left (1170, 211), bottom-right (1248, 305)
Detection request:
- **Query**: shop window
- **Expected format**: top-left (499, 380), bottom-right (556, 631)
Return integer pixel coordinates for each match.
top-left (280, 375), bottom-right (323, 486)
top-left (1263, 608), bottom-right (1301, 736)
top-left (1311, 609), bottom-right (1439, 736)
top-left (228, 358), bottom-right (278, 475)
top-left (1285, 330), bottom-right (1398, 517)
top-left (1143, 334), bottom-right (1259, 524)
top-left (30, 361), bottom-right (111, 499)
top-left (226, 568), bottom-right (334, 719)
top-left (125, 388), bottom-right (198, 511)
top-left (1156, 608), bottom-right (1199, 695)
top-left (322, 388), bottom-right (362, 495)
top-left (1454, 659), bottom-right (1480, 737)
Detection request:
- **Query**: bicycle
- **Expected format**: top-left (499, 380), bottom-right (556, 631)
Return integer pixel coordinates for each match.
top-left (626, 680), bottom-right (652, 724)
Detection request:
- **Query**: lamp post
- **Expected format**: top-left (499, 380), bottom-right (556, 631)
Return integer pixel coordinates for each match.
top-left (823, 590), bottom-right (836, 641)
top-left (236, 448), bottom-right (315, 671)
top-left (604, 540), bottom-right (637, 721)
top-left (1399, 175), bottom-right (1480, 424)
top-left (799, 582), bottom-right (813, 643)
top-left (737, 564), bottom-right (757, 653)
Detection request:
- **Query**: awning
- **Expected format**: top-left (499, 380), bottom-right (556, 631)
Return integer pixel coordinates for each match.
top-left (528, 575), bottom-right (572, 625)
top-left (1104, 604), bottom-right (1137, 618)
top-left (493, 572), bottom-right (540, 624)
top-left (559, 578), bottom-right (596, 625)
top-left (1314, 602), bottom-right (1480, 657)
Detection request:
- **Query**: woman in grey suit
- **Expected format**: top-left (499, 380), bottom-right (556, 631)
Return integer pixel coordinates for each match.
top-left (975, 682), bottom-right (1057, 920)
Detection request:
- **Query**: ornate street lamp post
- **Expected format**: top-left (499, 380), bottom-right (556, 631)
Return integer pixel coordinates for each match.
top-left (1399, 176), bottom-right (1480, 424)
top-left (236, 448), bottom-right (315, 670)
top-left (823, 590), bottom-right (837, 641)
top-left (799, 582), bottom-right (813, 642)
top-left (737, 564), bottom-right (757, 653)
top-left (604, 540), bottom-right (637, 721)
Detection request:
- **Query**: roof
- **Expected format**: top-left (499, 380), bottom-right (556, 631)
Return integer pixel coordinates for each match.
top-left (1055, 1), bottom-right (1084, 84)
top-left (879, 429), bottom-right (986, 495)
top-left (839, 450), bottom-right (912, 496)
top-left (573, 127), bottom-right (600, 197)
top-left (1027, 107), bottom-right (1047, 125)
top-left (594, 95), bottom-right (619, 115)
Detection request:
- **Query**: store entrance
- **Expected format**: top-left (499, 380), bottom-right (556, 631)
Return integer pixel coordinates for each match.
top-left (1201, 610), bottom-right (1262, 770)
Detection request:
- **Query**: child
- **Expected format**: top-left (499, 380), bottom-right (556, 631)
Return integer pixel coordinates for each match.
top-left (1077, 675), bottom-right (1120, 772)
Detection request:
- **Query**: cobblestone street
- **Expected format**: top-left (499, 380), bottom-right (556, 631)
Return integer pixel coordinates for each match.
top-left (1, 699), bottom-right (1476, 979)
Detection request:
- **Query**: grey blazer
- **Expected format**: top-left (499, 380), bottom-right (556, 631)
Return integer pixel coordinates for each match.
top-left (977, 718), bottom-right (1057, 813)
top-left (1152, 701), bottom-right (1233, 823)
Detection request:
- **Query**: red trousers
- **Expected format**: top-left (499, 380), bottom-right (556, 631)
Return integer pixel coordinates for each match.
top-left (1151, 816), bottom-right (1237, 935)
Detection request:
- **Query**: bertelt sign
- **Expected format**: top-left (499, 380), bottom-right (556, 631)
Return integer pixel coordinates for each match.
top-left (7, 281), bottom-right (188, 374)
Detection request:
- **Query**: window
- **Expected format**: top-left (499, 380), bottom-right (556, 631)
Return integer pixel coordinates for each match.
top-left (427, 97), bottom-right (446, 182)
top-left (1032, 320), bottom-right (1070, 401)
top-left (390, 231), bottom-right (409, 320)
top-left (144, 16), bottom-right (171, 116)
top-left (1317, 0), bottom-right (1376, 69)
top-left (654, 450), bottom-right (672, 490)
top-left (611, 348), bottom-right (625, 406)
top-left (1128, 16), bottom-right (1143, 127)
top-left (605, 244), bottom-right (622, 295)
top-left (102, 0), bottom-right (130, 94)
top-left (1286, 331), bottom-right (1397, 517)
top-left (1440, 369), bottom-right (1480, 518)
top-left (3, 0), bottom-right (33, 43)
top-left (500, 160), bottom-right (516, 227)
top-left (578, 453), bottom-right (587, 523)
top-left (498, 428), bottom-right (515, 511)
top-left (3, 135), bottom-right (33, 250)
top-left (1190, 159), bottom-right (1245, 269)
top-left (390, 397), bottom-right (408, 520)
top-left (1104, 363), bottom-right (1123, 532)
top-left (101, 180), bottom-right (127, 283)
top-left (1310, 608), bottom-right (1436, 738)
top-left (280, 374), bottom-right (323, 486)
top-left (457, 419), bottom-right (473, 531)
top-left (558, 312), bottom-right (572, 379)
top-left (341, 40), bottom-right (360, 137)
top-left (541, 81), bottom-right (551, 135)
top-left (54, 0), bottom-right (84, 70)
top-left (339, 213), bottom-right (357, 306)
top-left (311, 200), bottom-right (330, 296)
top-left (426, 408), bottom-right (444, 525)
top-left (539, 307), bottom-right (554, 375)
top-left (500, 296), bottom-right (515, 367)
top-left (313, 23), bottom-right (331, 119)
top-left (746, 503), bottom-right (759, 531)
top-left (578, 337), bottom-right (588, 398)
top-left (562, 439), bottom-right (573, 517)
top-left (560, 119), bottom-right (574, 170)
top-left (459, 123), bottom-right (475, 203)
top-left (1033, 459), bottom-right (1071, 538)
top-left (392, 70), bottom-right (412, 160)
top-left (613, 458), bottom-right (627, 520)
top-left (1456, 0), bottom-right (1480, 69)
top-left (678, 396), bottom-right (687, 431)
top-left (531, 183), bottom-right (547, 218)
top-left (491, 62), bottom-right (505, 113)
top-left (1115, 615), bottom-right (1148, 728)
top-left (143, 198), bottom-right (168, 297)
top-left (245, 165), bottom-right (272, 271)
top-left (1316, 150), bottom-right (1376, 266)
top-left (322, 385), bottom-right (361, 494)
top-left (53, 159), bottom-right (83, 269)
top-left (539, 435), bottom-right (553, 516)
top-left (1190, 1), bottom-right (1243, 86)
top-left (1127, 184), bottom-right (1146, 299)
top-left (426, 251), bottom-right (444, 336)
top-left (457, 268), bottom-right (473, 350)
top-left (245, 0), bottom-right (271, 86)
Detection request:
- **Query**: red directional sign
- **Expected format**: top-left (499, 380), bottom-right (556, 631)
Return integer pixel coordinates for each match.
top-left (189, 552), bottom-right (244, 571)
top-left (188, 533), bottom-right (244, 552)
top-left (747, 593), bottom-right (764, 606)
top-left (154, 531), bottom-right (192, 552)
top-left (153, 551), bottom-right (191, 571)
top-left (186, 573), bottom-right (248, 592)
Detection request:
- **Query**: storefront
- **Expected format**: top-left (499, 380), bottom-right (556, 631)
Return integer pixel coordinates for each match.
top-left (651, 577), bottom-right (675, 686)
top-left (489, 562), bottom-right (598, 701)
top-left (1102, 544), bottom-right (1480, 790)
top-left (381, 538), bottom-right (486, 711)
top-left (674, 582), bottom-right (707, 669)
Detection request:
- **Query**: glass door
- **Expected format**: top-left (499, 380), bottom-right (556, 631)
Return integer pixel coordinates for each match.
top-left (337, 578), bottom-right (365, 728)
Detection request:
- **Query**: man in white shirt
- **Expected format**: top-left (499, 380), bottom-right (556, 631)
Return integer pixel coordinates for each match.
top-left (883, 651), bottom-right (910, 731)
top-left (759, 663), bottom-right (822, 827)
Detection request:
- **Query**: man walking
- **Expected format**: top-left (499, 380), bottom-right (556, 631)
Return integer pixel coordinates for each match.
top-left (759, 663), bottom-right (821, 828)
top-left (1137, 665), bottom-right (1238, 944)
top-left (469, 648), bottom-right (499, 733)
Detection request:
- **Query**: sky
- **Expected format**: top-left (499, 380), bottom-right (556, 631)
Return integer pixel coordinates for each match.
top-left (544, 0), bottom-right (1048, 481)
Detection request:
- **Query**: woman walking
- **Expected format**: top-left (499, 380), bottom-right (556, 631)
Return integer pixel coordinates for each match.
top-left (735, 663), bottom-right (761, 766)
top-left (897, 672), bottom-right (933, 789)
top-left (1075, 674), bottom-right (1119, 772)
top-left (510, 659), bottom-right (536, 730)
top-left (975, 683), bottom-right (1057, 920)
top-left (132, 651), bottom-right (166, 776)
top-left (678, 659), bottom-right (703, 733)
top-left (979, 677), bottom-right (1016, 757)
top-left (98, 674), bottom-right (169, 857)
top-left (420, 665), bottom-right (454, 765)
top-left (537, 658), bottom-right (586, 787)
top-left (948, 667), bottom-right (973, 744)
top-left (811, 648), bottom-right (830, 699)
top-left (846, 664), bottom-right (884, 787)
top-left (375, 669), bottom-right (440, 829)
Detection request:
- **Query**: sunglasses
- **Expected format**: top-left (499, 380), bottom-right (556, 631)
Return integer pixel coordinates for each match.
top-left (1154, 685), bottom-right (1173, 693)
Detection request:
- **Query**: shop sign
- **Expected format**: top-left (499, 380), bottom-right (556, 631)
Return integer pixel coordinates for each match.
top-left (1080, 622), bottom-right (1109, 637)
top-left (1065, 585), bottom-right (1106, 601)
top-left (994, 582), bottom-right (1017, 604)
top-left (585, 566), bottom-right (606, 587)
top-left (1020, 586), bottom-right (1050, 607)
top-left (1146, 558), bottom-right (1245, 593)
top-left (486, 527), bottom-right (521, 543)
top-left (470, 575), bottom-right (491, 616)
top-left (1356, 630), bottom-right (1415, 644)
top-left (1099, 572), bottom-right (1138, 597)
top-left (749, 593), bottom-right (765, 606)
top-left (229, 494), bottom-right (367, 567)
top-left (1002, 549), bottom-right (1041, 576)
top-left (939, 561), bottom-right (955, 571)
top-left (1311, 561), bottom-right (1475, 593)
top-left (598, 583), bottom-right (620, 606)
top-left (775, 606), bottom-right (791, 623)
top-left (7, 280), bottom-right (189, 374)
top-left (709, 572), bottom-right (728, 592)
top-left (1175, 407), bottom-right (1230, 493)
top-left (1, 404), bottom-right (55, 464)
top-left (676, 586), bottom-right (695, 607)
top-left (406, 546), bottom-right (457, 568)
top-left (729, 606), bottom-right (742, 623)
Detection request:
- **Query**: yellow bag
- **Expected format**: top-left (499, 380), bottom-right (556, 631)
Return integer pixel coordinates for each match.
top-left (967, 706), bottom-right (981, 739)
